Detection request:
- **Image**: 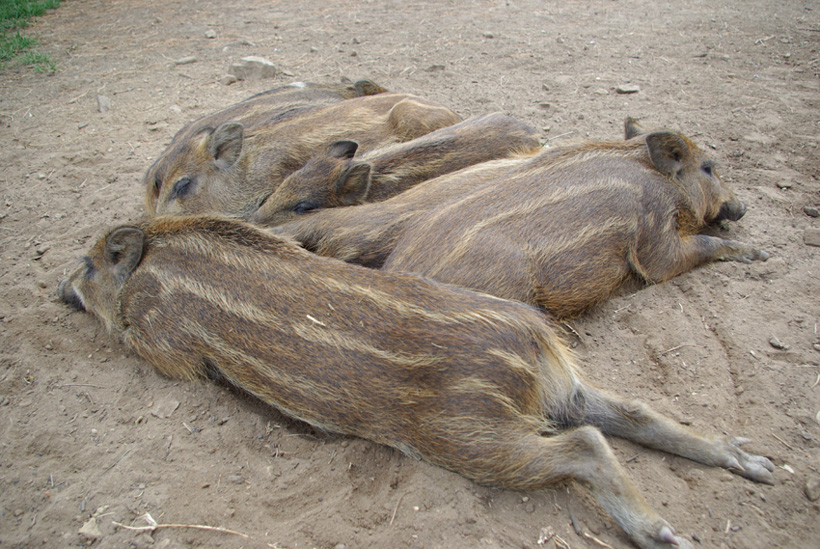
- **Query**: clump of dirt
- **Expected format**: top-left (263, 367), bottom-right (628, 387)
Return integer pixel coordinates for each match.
top-left (1, 1), bottom-right (818, 547)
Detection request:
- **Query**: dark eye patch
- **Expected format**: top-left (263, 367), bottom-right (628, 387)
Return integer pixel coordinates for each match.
top-left (701, 161), bottom-right (714, 176)
top-left (293, 201), bottom-right (319, 215)
top-left (83, 256), bottom-right (97, 278)
top-left (171, 177), bottom-right (195, 200)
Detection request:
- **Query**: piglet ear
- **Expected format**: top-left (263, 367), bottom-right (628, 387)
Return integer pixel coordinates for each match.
top-left (327, 140), bottom-right (359, 159)
top-left (624, 117), bottom-right (646, 140)
top-left (337, 162), bottom-right (372, 205)
top-left (104, 227), bottom-right (145, 286)
top-left (209, 122), bottom-right (244, 169)
top-left (645, 131), bottom-right (691, 176)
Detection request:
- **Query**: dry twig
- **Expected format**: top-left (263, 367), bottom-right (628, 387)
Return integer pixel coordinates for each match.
top-left (583, 532), bottom-right (614, 549)
top-left (113, 513), bottom-right (249, 539)
top-left (389, 492), bottom-right (407, 526)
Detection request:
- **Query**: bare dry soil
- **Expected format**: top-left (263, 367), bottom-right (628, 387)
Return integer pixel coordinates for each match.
top-left (1, 1), bottom-right (819, 547)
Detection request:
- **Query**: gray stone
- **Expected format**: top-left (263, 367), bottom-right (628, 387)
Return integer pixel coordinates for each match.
top-left (803, 206), bottom-right (819, 218)
top-left (769, 337), bottom-right (790, 350)
top-left (805, 476), bottom-right (820, 501)
top-left (616, 84), bottom-right (640, 94)
top-left (96, 95), bottom-right (111, 113)
top-left (150, 398), bottom-right (180, 419)
top-left (79, 517), bottom-right (102, 540)
top-left (229, 56), bottom-right (278, 80)
top-left (804, 228), bottom-right (820, 248)
top-left (205, 29), bottom-right (217, 39)
top-left (220, 74), bottom-right (238, 86)
top-left (175, 56), bottom-right (197, 65)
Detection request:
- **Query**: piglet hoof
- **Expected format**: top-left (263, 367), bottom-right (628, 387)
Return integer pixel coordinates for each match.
top-left (721, 244), bottom-right (768, 264)
top-left (750, 248), bottom-right (769, 262)
top-left (730, 246), bottom-right (769, 263)
top-left (636, 521), bottom-right (693, 549)
top-left (720, 437), bottom-right (775, 485)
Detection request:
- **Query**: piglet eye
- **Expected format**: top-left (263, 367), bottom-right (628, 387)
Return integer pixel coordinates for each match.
top-left (171, 177), bottom-right (194, 200)
top-left (83, 256), bottom-right (97, 278)
top-left (292, 201), bottom-right (318, 215)
top-left (701, 162), bottom-right (714, 177)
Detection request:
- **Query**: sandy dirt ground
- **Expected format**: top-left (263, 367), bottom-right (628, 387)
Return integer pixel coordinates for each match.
top-left (1, 0), bottom-right (819, 547)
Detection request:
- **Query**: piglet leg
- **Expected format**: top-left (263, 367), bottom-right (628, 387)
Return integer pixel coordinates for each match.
top-left (635, 233), bottom-right (768, 284)
top-left (573, 385), bottom-right (775, 485)
top-left (451, 426), bottom-right (692, 549)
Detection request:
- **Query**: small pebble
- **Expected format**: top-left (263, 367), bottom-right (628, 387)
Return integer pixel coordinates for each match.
top-left (205, 30), bottom-right (217, 39)
top-left (229, 56), bottom-right (278, 80)
top-left (805, 476), bottom-right (820, 501)
top-left (804, 228), bottom-right (820, 248)
top-left (78, 517), bottom-right (101, 540)
top-left (225, 39), bottom-right (255, 48)
top-left (228, 475), bottom-right (244, 484)
top-left (769, 337), bottom-right (790, 350)
top-left (803, 206), bottom-right (819, 218)
top-left (616, 84), bottom-right (640, 94)
top-left (175, 56), bottom-right (197, 65)
top-left (220, 74), bottom-right (238, 86)
top-left (96, 95), bottom-right (111, 113)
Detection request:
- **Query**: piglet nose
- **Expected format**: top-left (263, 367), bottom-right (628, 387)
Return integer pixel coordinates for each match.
top-left (717, 200), bottom-right (746, 222)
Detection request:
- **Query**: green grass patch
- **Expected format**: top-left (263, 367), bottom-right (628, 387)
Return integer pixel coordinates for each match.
top-left (0, 0), bottom-right (61, 70)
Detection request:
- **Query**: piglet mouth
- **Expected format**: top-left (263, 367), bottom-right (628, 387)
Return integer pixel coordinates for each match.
top-left (714, 200), bottom-right (747, 223)
top-left (57, 279), bottom-right (86, 312)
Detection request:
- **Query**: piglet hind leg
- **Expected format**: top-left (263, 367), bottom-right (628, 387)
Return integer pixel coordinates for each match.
top-left (574, 385), bottom-right (775, 485)
top-left (478, 427), bottom-right (692, 548)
